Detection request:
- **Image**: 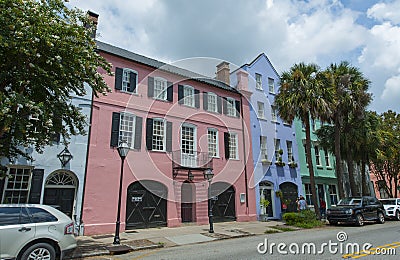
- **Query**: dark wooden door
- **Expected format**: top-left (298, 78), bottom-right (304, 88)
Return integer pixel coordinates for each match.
top-left (211, 184), bottom-right (236, 222)
top-left (279, 182), bottom-right (298, 212)
top-left (43, 188), bottom-right (75, 218)
top-left (181, 182), bottom-right (193, 222)
top-left (126, 181), bottom-right (167, 229)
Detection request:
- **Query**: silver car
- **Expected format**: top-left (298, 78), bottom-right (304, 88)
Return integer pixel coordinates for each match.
top-left (0, 204), bottom-right (77, 260)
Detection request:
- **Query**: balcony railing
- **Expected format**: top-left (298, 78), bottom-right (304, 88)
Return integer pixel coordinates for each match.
top-left (171, 150), bottom-right (213, 172)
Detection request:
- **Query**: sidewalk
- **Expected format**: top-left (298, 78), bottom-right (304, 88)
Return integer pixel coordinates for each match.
top-left (67, 220), bottom-right (286, 258)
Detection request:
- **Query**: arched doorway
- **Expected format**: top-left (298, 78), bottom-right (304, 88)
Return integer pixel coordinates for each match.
top-left (210, 182), bottom-right (236, 222)
top-left (126, 181), bottom-right (167, 229)
top-left (259, 181), bottom-right (274, 217)
top-left (181, 181), bottom-right (195, 222)
top-left (279, 182), bottom-right (298, 212)
top-left (44, 170), bottom-right (78, 218)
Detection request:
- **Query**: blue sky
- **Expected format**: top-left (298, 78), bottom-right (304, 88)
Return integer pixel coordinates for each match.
top-left (69, 0), bottom-right (400, 113)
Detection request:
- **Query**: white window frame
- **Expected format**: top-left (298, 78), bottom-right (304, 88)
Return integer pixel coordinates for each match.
top-left (287, 141), bottom-right (293, 162)
top-left (207, 128), bottom-right (219, 158)
top-left (268, 77), bottom-right (275, 93)
top-left (154, 77), bottom-right (167, 100)
top-left (329, 185), bottom-right (338, 206)
top-left (119, 112), bottom-right (136, 149)
top-left (207, 92), bottom-right (218, 113)
top-left (257, 102), bottom-right (265, 119)
top-left (2, 167), bottom-right (33, 204)
top-left (122, 68), bottom-right (138, 93)
top-left (315, 145), bottom-right (321, 166)
top-left (181, 124), bottom-right (197, 167)
top-left (271, 105), bottom-right (277, 122)
top-left (255, 73), bottom-right (262, 90)
top-left (324, 148), bottom-right (331, 167)
top-left (305, 184), bottom-right (313, 205)
top-left (152, 118), bottom-right (166, 152)
top-left (183, 85), bottom-right (195, 107)
top-left (274, 139), bottom-right (281, 160)
top-left (227, 97), bottom-right (236, 117)
top-left (260, 136), bottom-right (268, 160)
top-left (229, 132), bottom-right (239, 160)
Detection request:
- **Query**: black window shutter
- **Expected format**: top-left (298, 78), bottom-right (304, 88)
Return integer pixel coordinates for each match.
top-left (134, 116), bottom-right (142, 150)
top-left (222, 97), bottom-right (228, 115)
top-left (148, 77), bottom-right (154, 97)
top-left (146, 118), bottom-right (154, 150)
top-left (115, 68), bottom-right (123, 90)
top-left (52, 115), bottom-right (62, 144)
top-left (0, 176), bottom-right (5, 202)
top-left (224, 132), bottom-right (230, 159)
top-left (235, 100), bottom-right (241, 117)
top-left (178, 85), bottom-right (184, 104)
top-left (167, 83), bottom-right (173, 102)
top-left (203, 92), bottom-right (208, 111)
top-left (110, 112), bottom-right (120, 147)
top-left (28, 169), bottom-right (44, 204)
top-left (217, 96), bottom-right (222, 114)
top-left (194, 89), bottom-right (200, 108)
top-left (166, 121), bottom-right (173, 152)
top-left (129, 72), bottom-right (137, 93)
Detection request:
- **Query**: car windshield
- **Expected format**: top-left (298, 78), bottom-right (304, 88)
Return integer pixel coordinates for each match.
top-left (337, 198), bottom-right (362, 206)
top-left (380, 199), bottom-right (396, 205)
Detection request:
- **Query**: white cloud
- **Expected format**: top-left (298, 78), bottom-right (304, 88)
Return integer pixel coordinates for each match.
top-left (367, 0), bottom-right (400, 24)
top-left (381, 75), bottom-right (400, 104)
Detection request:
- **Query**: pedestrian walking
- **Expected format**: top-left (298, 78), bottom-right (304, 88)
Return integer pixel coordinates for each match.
top-left (297, 195), bottom-right (307, 211)
top-left (320, 198), bottom-right (326, 218)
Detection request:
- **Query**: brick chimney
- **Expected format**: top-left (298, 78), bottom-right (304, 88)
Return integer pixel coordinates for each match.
top-left (216, 61), bottom-right (230, 85)
top-left (86, 11), bottom-right (99, 39)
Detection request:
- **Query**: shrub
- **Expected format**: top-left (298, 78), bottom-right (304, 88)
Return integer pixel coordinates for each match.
top-left (282, 210), bottom-right (323, 229)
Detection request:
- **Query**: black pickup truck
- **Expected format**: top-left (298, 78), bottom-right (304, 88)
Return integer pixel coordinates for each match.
top-left (326, 196), bottom-right (385, 226)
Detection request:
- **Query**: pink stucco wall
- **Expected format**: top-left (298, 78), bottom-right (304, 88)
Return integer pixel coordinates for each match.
top-left (82, 51), bottom-right (256, 235)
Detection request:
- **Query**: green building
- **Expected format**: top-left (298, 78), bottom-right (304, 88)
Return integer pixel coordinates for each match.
top-left (294, 119), bottom-right (339, 208)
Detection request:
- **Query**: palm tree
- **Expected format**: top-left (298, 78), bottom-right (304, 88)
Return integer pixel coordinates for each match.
top-left (275, 63), bottom-right (332, 218)
top-left (323, 61), bottom-right (371, 198)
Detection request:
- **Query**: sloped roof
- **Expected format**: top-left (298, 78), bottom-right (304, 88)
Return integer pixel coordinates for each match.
top-left (96, 41), bottom-right (238, 93)
top-left (239, 53), bottom-right (280, 77)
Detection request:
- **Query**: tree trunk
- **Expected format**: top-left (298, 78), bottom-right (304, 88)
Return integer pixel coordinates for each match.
top-left (334, 116), bottom-right (345, 198)
top-left (346, 154), bottom-right (358, 196)
top-left (305, 117), bottom-right (320, 218)
top-left (361, 159), bottom-right (368, 196)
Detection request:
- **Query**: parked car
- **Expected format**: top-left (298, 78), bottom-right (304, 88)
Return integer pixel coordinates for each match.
top-left (379, 198), bottom-right (400, 220)
top-left (326, 196), bottom-right (385, 226)
top-left (0, 204), bottom-right (77, 260)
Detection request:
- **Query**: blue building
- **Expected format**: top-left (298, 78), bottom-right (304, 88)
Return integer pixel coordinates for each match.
top-left (234, 54), bottom-right (303, 219)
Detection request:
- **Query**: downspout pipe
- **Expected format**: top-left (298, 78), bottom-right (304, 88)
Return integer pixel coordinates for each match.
top-left (240, 94), bottom-right (249, 209)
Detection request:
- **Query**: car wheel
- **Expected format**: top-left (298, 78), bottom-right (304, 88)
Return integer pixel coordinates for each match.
top-left (377, 212), bottom-right (385, 224)
top-left (395, 210), bottom-right (400, 221)
top-left (355, 214), bottom-right (364, 226)
top-left (329, 220), bottom-right (338, 225)
top-left (20, 242), bottom-right (56, 260)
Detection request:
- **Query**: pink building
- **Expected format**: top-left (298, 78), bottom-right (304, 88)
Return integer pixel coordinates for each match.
top-left (81, 42), bottom-right (257, 235)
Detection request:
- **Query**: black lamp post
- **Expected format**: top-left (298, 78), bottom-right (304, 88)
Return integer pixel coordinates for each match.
top-left (57, 147), bottom-right (73, 167)
top-left (113, 141), bottom-right (130, 245)
top-left (204, 168), bottom-right (214, 233)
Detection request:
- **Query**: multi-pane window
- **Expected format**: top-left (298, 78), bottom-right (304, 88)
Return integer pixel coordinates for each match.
top-left (229, 133), bottom-right (238, 159)
top-left (311, 119), bottom-right (316, 131)
top-left (274, 139), bottom-right (281, 160)
top-left (227, 98), bottom-right (236, 117)
top-left (329, 185), bottom-right (338, 205)
top-left (271, 106), bottom-right (277, 121)
top-left (286, 141), bottom-right (293, 162)
top-left (303, 143), bottom-right (309, 165)
top-left (255, 73), bottom-right (262, 90)
top-left (324, 148), bottom-right (330, 167)
top-left (122, 69), bottom-right (137, 93)
top-left (257, 102), bottom-right (265, 119)
top-left (207, 129), bottom-right (218, 157)
top-left (119, 112), bottom-right (135, 148)
top-left (305, 184), bottom-right (313, 205)
top-left (207, 92), bottom-right (217, 112)
top-left (2, 168), bottom-right (32, 204)
top-left (260, 136), bottom-right (268, 160)
top-left (314, 145), bottom-right (321, 165)
top-left (181, 126), bottom-right (195, 155)
top-left (268, 78), bottom-right (275, 93)
top-left (183, 85), bottom-right (195, 107)
top-left (152, 119), bottom-right (165, 151)
top-left (154, 77), bottom-right (167, 100)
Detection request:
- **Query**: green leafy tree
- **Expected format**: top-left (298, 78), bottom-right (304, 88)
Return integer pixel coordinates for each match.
top-left (0, 0), bottom-right (112, 172)
top-left (275, 63), bottom-right (333, 218)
